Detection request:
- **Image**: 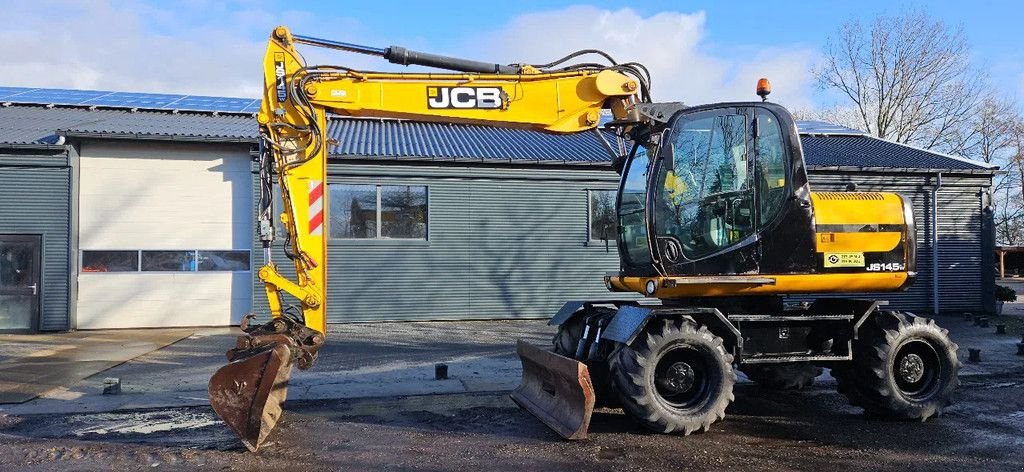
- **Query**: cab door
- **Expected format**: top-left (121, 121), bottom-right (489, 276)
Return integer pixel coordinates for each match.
top-left (649, 103), bottom-right (816, 276)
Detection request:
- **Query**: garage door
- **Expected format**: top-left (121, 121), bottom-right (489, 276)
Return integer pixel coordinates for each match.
top-left (76, 141), bottom-right (252, 329)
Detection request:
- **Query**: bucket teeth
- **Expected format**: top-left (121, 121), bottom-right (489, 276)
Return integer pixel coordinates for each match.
top-left (511, 340), bottom-right (595, 440)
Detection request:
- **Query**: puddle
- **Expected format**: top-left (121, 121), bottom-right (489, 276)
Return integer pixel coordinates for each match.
top-left (69, 410), bottom-right (220, 436)
top-left (1, 407), bottom-right (243, 450)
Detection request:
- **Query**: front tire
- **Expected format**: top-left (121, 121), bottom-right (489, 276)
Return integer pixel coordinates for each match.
top-left (609, 318), bottom-right (735, 434)
top-left (836, 312), bottom-right (960, 420)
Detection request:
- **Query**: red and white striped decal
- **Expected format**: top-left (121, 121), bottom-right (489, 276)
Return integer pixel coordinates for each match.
top-left (308, 180), bottom-right (324, 236)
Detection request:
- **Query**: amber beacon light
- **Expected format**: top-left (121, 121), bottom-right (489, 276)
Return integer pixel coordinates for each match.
top-left (756, 77), bottom-right (772, 101)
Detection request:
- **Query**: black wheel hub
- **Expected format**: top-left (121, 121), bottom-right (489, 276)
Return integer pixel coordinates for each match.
top-left (893, 339), bottom-right (942, 400)
top-left (654, 345), bottom-right (711, 409)
top-left (898, 353), bottom-right (925, 384)
top-left (660, 362), bottom-right (696, 394)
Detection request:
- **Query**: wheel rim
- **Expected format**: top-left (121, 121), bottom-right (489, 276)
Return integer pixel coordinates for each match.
top-left (653, 344), bottom-right (711, 409)
top-left (893, 338), bottom-right (942, 400)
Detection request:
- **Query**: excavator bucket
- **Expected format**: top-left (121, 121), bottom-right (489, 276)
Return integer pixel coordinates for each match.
top-left (511, 340), bottom-right (595, 440)
top-left (208, 343), bottom-right (294, 452)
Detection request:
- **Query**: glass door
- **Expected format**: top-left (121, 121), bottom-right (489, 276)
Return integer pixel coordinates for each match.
top-left (0, 235), bottom-right (41, 332)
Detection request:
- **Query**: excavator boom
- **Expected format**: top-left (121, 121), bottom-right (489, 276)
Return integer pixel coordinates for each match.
top-left (208, 25), bottom-right (649, 451)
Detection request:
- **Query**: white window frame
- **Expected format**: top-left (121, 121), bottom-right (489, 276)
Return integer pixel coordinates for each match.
top-left (587, 189), bottom-right (618, 243)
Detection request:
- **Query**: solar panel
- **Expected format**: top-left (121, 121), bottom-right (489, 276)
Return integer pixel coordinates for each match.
top-left (796, 120), bottom-right (866, 136)
top-left (0, 86), bottom-right (261, 114)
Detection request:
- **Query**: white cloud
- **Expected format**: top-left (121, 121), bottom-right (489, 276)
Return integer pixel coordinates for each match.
top-left (0, 0), bottom-right (383, 97)
top-left (460, 6), bottom-right (817, 109)
top-left (0, 2), bottom-right (816, 109)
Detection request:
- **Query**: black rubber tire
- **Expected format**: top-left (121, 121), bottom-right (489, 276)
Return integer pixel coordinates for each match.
top-left (552, 315), bottom-right (619, 408)
top-left (836, 311), bottom-right (960, 420)
top-left (740, 363), bottom-right (823, 390)
top-left (609, 318), bottom-right (735, 434)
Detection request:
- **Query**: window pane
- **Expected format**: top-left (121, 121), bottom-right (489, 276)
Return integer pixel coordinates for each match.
top-left (82, 250), bottom-right (138, 272)
top-left (756, 109), bottom-right (787, 226)
top-left (197, 250), bottom-right (251, 271)
top-left (590, 190), bottom-right (617, 241)
top-left (381, 186), bottom-right (428, 239)
top-left (618, 144), bottom-right (652, 266)
top-left (657, 111), bottom-right (755, 261)
top-left (329, 184), bottom-right (377, 238)
top-left (141, 251), bottom-right (195, 272)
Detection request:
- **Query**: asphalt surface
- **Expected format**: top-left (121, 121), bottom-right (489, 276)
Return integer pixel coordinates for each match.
top-left (0, 316), bottom-right (1022, 471)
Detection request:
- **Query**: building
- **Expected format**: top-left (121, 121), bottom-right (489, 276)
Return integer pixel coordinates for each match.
top-left (0, 87), bottom-right (1000, 331)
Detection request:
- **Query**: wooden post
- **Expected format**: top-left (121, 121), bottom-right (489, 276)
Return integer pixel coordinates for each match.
top-left (999, 249), bottom-right (1005, 279)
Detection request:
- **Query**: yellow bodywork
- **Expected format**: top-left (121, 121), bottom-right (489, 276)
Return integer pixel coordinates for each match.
top-left (257, 26), bottom-right (640, 335)
top-left (609, 191), bottom-right (913, 298)
top-left (607, 272), bottom-right (910, 298)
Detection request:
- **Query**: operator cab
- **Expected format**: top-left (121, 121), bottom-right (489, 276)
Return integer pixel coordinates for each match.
top-left (617, 102), bottom-right (816, 278)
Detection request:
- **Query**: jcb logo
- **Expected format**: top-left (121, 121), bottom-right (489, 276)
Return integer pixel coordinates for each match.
top-left (274, 54), bottom-right (287, 102)
top-left (427, 87), bottom-right (504, 109)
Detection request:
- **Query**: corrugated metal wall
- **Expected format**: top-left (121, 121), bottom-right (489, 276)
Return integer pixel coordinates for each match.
top-left (0, 151), bottom-right (71, 330)
top-left (806, 171), bottom-right (992, 314)
top-left (252, 162), bottom-right (626, 322)
top-left (251, 162), bottom-right (993, 322)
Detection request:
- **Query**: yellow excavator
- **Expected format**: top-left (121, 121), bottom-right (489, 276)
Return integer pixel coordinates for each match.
top-left (208, 26), bottom-right (960, 451)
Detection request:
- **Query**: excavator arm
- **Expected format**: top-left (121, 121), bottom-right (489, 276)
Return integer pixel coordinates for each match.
top-left (208, 25), bottom-right (649, 452)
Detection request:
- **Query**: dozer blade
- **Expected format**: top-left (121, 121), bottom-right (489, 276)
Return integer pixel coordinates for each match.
top-left (511, 339), bottom-right (595, 440)
top-left (208, 343), bottom-right (294, 452)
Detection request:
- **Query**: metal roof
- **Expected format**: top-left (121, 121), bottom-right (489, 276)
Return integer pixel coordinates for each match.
top-left (327, 119), bottom-right (618, 163)
top-left (0, 91), bottom-right (998, 171)
top-left (0, 105), bottom-right (255, 144)
top-left (794, 120), bottom-right (866, 136)
top-left (0, 86), bottom-right (261, 114)
top-left (799, 134), bottom-right (996, 171)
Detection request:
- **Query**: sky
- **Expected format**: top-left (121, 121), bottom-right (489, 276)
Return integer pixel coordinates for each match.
top-left (2, 0), bottom-right (1022, 112)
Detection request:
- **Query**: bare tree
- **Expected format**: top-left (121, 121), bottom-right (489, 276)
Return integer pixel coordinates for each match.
top-left (994, 119), bottom-right (1024, 245)
top-left (969, 96), bottom-right (1019, 164)
top-left (814, 11), bottom-right (986, 155)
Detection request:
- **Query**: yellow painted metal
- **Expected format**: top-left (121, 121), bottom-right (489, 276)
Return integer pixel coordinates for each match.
top-left (300, 69), bottom-right (636, 134)
top-left (256, 26), bottom-right (644, 335)
top-left (811, 191), bottom-right (908, 253)
top-left (258, 27), bottom-right (328, 335)
top-left (815, 232), bottom-right (903, 252)
top-left (607, 272), bottom-right (910, 298)
top-left (810, 192), bottom-right (906, 225)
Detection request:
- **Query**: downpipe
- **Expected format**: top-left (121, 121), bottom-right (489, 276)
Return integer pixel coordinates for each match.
top-left (932, 173), bottom-right (942, 315)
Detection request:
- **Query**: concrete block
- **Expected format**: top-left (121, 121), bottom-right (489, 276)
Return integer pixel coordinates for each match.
top-left (103, 377), bottom-right (121, 395)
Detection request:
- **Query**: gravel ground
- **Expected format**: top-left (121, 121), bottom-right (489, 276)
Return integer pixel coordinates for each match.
top-left (2, 365), bottom-right (1024, 471)
top-left (1, 317), bottom-right (1022, 471)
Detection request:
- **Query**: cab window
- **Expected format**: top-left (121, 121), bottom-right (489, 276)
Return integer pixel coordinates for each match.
top-left (654, 111), bottom-right (754, 261)
top-left (755, 109), bottom-right (787, 226)
top-left (617, 144), bottom-right (653, 267)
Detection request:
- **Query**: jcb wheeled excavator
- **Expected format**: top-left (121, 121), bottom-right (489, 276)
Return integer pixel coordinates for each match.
top-left (208, 26), bottom-right (960, 451)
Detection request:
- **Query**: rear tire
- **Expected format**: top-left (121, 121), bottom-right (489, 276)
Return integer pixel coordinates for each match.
top-left (609, 318), bottom-right (735, 434)
top-left (552, 313), bottom-right (619, 408)
top-left (836, 312), bottom-right (960, 420)
top-left (740, 363), bottom-right (823, 390)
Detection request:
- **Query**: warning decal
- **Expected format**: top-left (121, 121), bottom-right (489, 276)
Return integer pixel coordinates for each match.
top-left (823, 252), bottom-right (865, 268)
